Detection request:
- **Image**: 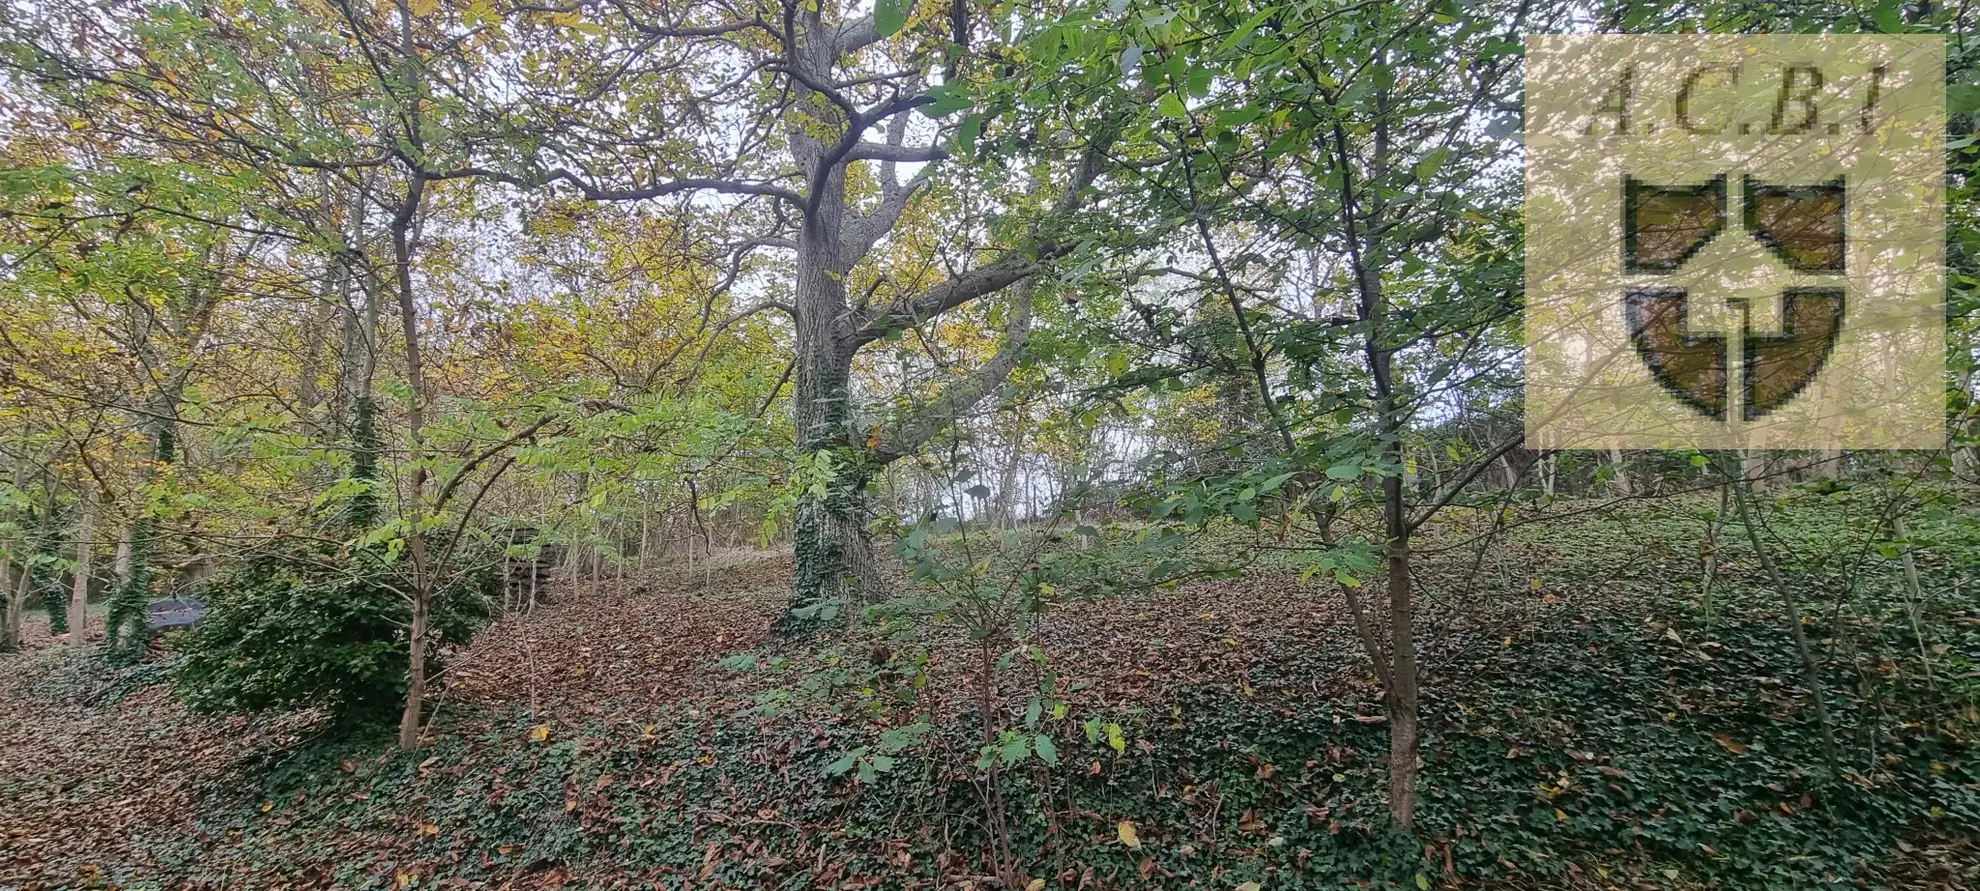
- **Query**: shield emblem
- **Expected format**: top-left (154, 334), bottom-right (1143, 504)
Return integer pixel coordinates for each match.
top-left (1524, 34), bottom-right (1945, 450)
top-left (1622, 177), bottom-right (1848, 422)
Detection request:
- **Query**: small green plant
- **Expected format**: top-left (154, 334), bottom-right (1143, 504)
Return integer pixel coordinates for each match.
top-left (173, 540), bottom-right (496, 725)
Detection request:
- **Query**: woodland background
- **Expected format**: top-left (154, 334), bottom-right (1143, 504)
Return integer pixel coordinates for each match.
top-left (1, 0), bottom-right (1979, 887)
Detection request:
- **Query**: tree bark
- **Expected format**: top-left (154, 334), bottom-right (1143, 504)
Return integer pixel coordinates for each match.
top-left (773, 8), bottom-right (1103, 631)
top-left (1, 561), bottom-right (25, 651)
top-left (69, 497), bottom-right (92, 645)
top-left (1607, 446), bottom-right (1633, 496)
top-left (391, 176), bottom-right (435, 751)
top-left (107, 408), bottom-right (175, 659)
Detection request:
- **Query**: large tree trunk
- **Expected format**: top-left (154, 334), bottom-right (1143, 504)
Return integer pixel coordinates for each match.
top-left (107, 408), bottom-right (175, 660)
top-left (784, 186), bottom-right (884, 629)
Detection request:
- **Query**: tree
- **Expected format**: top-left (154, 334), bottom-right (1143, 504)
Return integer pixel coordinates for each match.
top-left (464, 0), bottom-right (1148, 625)
top-left (1105, 0), bottom-right (1544, 829)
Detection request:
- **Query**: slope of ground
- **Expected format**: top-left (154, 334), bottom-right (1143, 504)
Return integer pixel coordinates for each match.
top-left (1, 493), bottom-right (1976, 890)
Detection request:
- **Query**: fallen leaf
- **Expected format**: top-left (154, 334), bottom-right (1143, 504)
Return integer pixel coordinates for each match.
top-left (1117, 820), bottom-right (1141, 849)
top-left (530, 724), bottom-right (551, 742)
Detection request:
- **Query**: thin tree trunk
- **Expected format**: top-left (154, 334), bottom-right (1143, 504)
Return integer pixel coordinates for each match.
top-left (1, 561), bottom-right (25, 651)
top-left (391, 174), bottom-right (435, 751)
top-left (69, 497), bottom-right (92, 645)
top-left (1728, 458), bottom-right (1838, 767)
top-left (114, 527), bottom-right (132, 584)
top-left (1700, 480), bottom-right (1728, 627)
top-left (1608, 446), bottom-right (1633, 496)
top-left (1890, 513), bottom-right (1934, 687)
top-left (1330, 72), bottom-right (1420, 827)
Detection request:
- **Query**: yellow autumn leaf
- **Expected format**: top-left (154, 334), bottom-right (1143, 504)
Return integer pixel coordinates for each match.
top-left (1554, 808), bottom-right (1569, 822)
top-left (1238, 883), bottom-right (1263, 891)
top-left (1026, 881), bottom-right (1046, 891)
top-left (529, 724), bottom-right (551, 742)
top-left (408, 0), bottom-right (437, 15)
top-left (1116, 820), bottom-right (1141, 849)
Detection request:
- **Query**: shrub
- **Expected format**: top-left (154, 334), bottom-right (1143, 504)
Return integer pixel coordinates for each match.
top-left (174, 541), bottom-right (497, 725)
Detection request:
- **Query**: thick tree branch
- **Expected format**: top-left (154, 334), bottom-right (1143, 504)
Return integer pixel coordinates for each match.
top-left (850, 133), bottom-right (1113, 345)
top-left (846, 142), bottom-right (949, 163)
top-left (841, 161), bottom-right (937, 265)
top-left (428, 163), bottom-right (803, 206)
top-left (870, 282), bottom-right (1035, 463)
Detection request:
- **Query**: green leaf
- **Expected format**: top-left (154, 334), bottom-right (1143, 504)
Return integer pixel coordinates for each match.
top-left (1219, 8), bottom-right (1276, 50)
top-left (1871, 0), bottom-right (1904, 31)
top-left (920, 82), bottom-right (972, 117)
top-left (1000, 733), bottom-right (1030, 763)
top-left (825, 749), bottom-right (863, 776)
top-left (1949, 84), bottom-right (1980, 117)
top-left (1414, 146), bottom-right (1451, 181)
top-left (1158, 93), bottom-right (1188, 119)
top-left (875, 0), bottom-right (906, 38)
top-left (1033, 733), bottom-right (1058, 765)
top-left (957, 115), bottom-right (983, 153)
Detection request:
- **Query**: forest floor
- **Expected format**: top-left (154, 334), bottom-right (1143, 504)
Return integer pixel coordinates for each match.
top-left (2, 493), bottom-right (1977, 891)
